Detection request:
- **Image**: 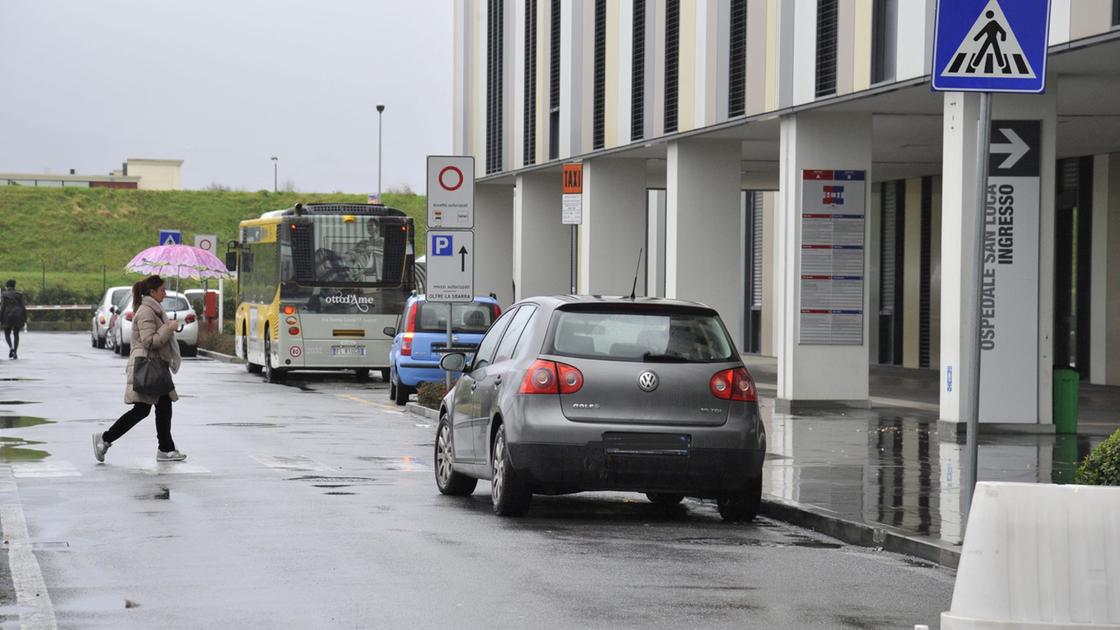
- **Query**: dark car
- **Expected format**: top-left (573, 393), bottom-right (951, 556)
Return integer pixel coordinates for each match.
top-left (433, 295), bottom-right (766, 521)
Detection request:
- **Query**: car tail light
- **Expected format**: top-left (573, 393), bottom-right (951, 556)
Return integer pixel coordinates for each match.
top-left (400, 303), bottom-right (418, 356)
top-left (556, 362), bottom-right (583, 394)
top-left (288, 326), bottom-right (300, 335)
top-left (124, 311), bottom-right (134, 321)
top-left (709, 367), bottom-right (757, 402)
top-left (520, 360), bottom-right (558, 394)
top-left (184, 313), bottom-right (196, 324)
top-left (493, 304), bottom-right (502, 318)
top-left (401, 333), bottom-right (414, 356)
top-left (98, 315), bottom-right (106, 325)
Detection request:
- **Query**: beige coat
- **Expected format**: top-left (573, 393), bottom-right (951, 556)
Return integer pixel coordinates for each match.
top-left (125, 295), bottom-right (182, 405)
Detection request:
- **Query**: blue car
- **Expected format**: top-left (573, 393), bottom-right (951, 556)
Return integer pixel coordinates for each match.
top-left (384, 294), bottom-right (501, 405)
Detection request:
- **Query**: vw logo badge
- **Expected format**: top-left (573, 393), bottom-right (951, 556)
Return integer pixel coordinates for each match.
top-left (637, 371), bottom-right (659, 392)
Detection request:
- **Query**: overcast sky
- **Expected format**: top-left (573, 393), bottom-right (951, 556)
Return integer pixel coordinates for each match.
top-left (0, 1), bottom-right (452, 194)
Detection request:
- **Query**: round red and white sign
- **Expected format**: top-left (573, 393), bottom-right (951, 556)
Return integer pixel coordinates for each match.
top-left (289, 346), bottom-right (302, 358)
top-left (438, 166), bottom-right (464, 192)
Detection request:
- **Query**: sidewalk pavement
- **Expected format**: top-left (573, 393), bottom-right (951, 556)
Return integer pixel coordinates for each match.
top-left (743, 355), bottom-right (1118, 568)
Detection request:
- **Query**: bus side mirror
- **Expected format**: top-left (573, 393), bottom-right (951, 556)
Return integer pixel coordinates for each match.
top-left (225, 251), bottom-right (237, 272)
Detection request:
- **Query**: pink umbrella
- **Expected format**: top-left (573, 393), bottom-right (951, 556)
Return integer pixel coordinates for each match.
top-left (126, 244), bottom-right (231, 281)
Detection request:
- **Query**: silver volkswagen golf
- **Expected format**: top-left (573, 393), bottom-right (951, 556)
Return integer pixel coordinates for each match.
top-left (435, 295), bottom-right (766, 522)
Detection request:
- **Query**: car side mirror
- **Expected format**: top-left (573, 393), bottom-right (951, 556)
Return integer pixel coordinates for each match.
top-left (439, 352), bottom-right (467, 373)
top-left (382, 326), bottom-right (396, 337)
top-left (109, 306), bottom-right (117, 314)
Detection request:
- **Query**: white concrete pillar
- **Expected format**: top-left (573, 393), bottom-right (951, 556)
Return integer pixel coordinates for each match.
top-left (776, 111), bottom-right (873, 408)
top-left (666, 138), bottom-right (743, 348)
top-left (580, 158), bottom-right (647, 295)
top-left (513, 172), bottom-right (568, 301)
top-left (939, 86), bottom-right (1058, 427)
top-left (475, 184), bottom-right (515, 307)
top-left (1090, 154), bottom-right (1109, 385)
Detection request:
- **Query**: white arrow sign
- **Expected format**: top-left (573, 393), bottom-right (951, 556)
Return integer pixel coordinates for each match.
top-left (991, 127), bottom-right (1029, 169)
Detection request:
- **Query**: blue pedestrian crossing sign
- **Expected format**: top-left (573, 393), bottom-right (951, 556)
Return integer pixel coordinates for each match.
top-left (158, 229), bottom-right (182, 246)
top-left (932, 0), bottom-right (1050, 93)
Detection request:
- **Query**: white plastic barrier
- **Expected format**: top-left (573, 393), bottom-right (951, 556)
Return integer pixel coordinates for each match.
top-left (942, 482), bottom-right (1120, 629)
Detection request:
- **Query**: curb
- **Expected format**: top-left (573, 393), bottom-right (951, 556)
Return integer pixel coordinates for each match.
top-left (198, 348), bottom-right (241, 364)
top-left (406, 403), bottom-right (439, 420)
top-left (761, 496), bottom-right (961, 568)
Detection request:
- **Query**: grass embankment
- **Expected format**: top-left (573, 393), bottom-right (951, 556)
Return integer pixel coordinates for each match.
top-left (0, 187), bottom-right (428, 306)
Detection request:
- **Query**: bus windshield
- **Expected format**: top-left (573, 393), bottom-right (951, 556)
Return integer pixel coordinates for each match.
top-left (308, 215), bottom-right (399, 285)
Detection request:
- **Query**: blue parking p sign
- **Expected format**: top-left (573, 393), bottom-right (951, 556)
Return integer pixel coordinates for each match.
top-left (932, 0), bottom-right (1050, 93)
top-left (431, 233), bottom-right (453, 256)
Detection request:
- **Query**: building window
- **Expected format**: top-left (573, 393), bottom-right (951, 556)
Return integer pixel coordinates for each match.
top-left (664, 0), bottom-right (680, 133)
top-left (593, 0), bottom-right (606, 149)
top-left (1114, 0), bottom-right (1120, 26)
top-left (728, 0), bottom-right (748, 117)
top-left (486, 0), bottom-right (505, 175)
top-left (524, 0), bottom-right (537, 166)
top-left (549, 0), bottom-right (560, 160)
top-left (871, 0), bottom-right (896, 84)
top-left (631, 0), bottom-right (646, 141)
top-left (815, 0), bottom-right (838, 97)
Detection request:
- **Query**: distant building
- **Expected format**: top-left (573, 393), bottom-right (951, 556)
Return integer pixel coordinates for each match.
top-left (1, 158), bottom-right (183, 190)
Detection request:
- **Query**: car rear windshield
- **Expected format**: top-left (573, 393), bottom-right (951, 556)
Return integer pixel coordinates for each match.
top-left (160, 296), bottom-right (190, 312)
top-left (416, 302), bottom-right (497, 334)
top-left (110, 288), bottom-right (129, 305)
top-left (547, 306), bottom-right (735, 362)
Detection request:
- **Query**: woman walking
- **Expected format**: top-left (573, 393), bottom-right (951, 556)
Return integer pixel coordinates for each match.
top-left (0, 279), bottom-right (27, 359)
top-left (93, 275), bottom-right (187, 462)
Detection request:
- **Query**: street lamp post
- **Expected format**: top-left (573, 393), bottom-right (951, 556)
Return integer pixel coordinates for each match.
top-left (270, 156), bottom-right (278, 193)
top-left (376, 103), bottom-right (385, 202)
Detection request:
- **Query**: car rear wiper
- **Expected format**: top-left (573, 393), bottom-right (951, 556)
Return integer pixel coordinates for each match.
top-left (641, 352), bottom-right (689, 363)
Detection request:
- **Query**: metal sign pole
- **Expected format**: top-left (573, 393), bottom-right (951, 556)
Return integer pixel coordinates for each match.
top-left (570, 226), bottom-right (577, 294)
top-left (446, 304), bottom-right (453, 389)
top-left (964, 91), bottom-right (993, 521)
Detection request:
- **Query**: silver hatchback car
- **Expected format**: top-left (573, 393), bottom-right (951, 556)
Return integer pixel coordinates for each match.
top-left (435, 296), bottom-right (766, 521)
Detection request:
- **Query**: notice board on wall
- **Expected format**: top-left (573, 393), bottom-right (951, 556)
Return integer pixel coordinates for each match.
top-left (799, 170), bottom-right (866, 345)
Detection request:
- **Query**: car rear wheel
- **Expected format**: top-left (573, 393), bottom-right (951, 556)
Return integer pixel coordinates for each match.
top-left (180, 343), bottom-right (197, 358)
top-left (392, 376), bottom-right (410, 406)
top-left (97, 335), bottom-right (106, 349)
top-left (717, 476), bottom-right (762, 523)
top-left (91, 332), bottom-right (98, 348)
top-left (491, 425), bottom-right (531, 516)
top-left (646, 493), bottom-right (684, 506)
top-left (435, 416), bottom-right (477, 496)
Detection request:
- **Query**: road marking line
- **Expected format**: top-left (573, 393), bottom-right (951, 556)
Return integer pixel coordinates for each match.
top-left (336, 394), bottom-right (404, 414)
top-left (250, 455), bottom-right (334, 472)
top-left (1, 503), bottom-right (58, 630)
top-left (11, 462), bottom-right (81, 479)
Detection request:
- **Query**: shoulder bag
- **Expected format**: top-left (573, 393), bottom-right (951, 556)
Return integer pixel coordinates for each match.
top-left (134, 355), bottom-right (175, 396)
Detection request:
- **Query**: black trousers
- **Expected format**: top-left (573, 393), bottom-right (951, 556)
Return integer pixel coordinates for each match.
top-left (104, 395), bottom-right (175, 452)
top-left (3, 328), bottom-right (18, 352)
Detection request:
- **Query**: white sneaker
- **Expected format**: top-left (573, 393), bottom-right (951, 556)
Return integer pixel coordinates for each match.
top-left (156, 450), bottom-right (187, 462)
top-left (92, 433), bottom-right (110, 463)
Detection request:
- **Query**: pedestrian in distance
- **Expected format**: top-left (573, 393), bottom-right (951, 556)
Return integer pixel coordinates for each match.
top-left (93, 275), bottom-right (187, 463)
top-left (0, 279), bottom-right (27, 360)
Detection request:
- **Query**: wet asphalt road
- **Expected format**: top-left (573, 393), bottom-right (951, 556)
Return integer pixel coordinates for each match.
top-left (0, 333), bottom-right (953, 629)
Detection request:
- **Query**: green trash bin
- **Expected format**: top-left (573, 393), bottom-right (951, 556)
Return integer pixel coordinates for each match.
top-left (1052, 368), bottom-right (1079, 435)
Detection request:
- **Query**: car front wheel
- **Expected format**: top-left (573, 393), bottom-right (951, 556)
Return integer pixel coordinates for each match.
top-left (717, 476), bottom-right (762, 523)
top-left (491, 425), bottom-right (531, 516)
top-left (434, 416), bottom-right (477, 496)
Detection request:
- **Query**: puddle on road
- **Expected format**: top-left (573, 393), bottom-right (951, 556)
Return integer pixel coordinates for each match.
top-left (324, 491), bottom-right (357, 496)
top-left (0, 416), bottom-right (53, 429)
top-left (357, 455), bottom-right (432, 472)
top-left (135, 487), bottom-right (171, 501)
top-left (0, 401), bottom-right (38, 406)
top-left (312, 484), bottom-right (352, 489)
top-left (0, 436), bottom-right (49, 462)
top-left (287, 475), bottom-right (380, 483)
top-left (0, 378), bottom-right (41, 382)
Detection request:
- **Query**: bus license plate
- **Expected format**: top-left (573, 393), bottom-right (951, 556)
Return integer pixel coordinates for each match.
top-left (331, 345), bottom-right (366, 357)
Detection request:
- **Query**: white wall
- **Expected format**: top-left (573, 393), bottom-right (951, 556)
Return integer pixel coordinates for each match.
top-left (581, 158), bottom-right (648, 295)
top-left (475, 184), bottom-right (515, 307)
top-left (513, 172), bottom-right (569, 300)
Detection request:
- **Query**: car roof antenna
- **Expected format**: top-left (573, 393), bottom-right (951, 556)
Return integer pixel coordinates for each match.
top-left (629, 247), bottom-right (644, 300)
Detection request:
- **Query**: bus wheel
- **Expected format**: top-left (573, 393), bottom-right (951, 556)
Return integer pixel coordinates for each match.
top-left (355, 368), bottom-right (370, 381)
top-left (264, 331), bottom-right (284, 383)
top-left (244, 326), bottom-right (262, 374)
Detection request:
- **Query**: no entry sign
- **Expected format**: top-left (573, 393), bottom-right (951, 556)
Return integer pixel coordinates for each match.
top-left (427, 156), bottom-right (475, 229)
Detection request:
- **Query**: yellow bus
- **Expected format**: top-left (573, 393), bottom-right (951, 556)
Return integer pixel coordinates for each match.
top-left (227, 203), bottom-right (416, 383)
